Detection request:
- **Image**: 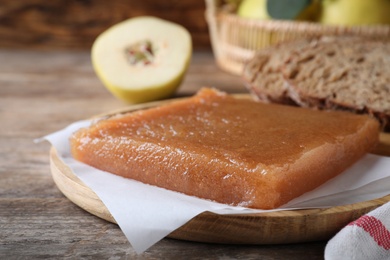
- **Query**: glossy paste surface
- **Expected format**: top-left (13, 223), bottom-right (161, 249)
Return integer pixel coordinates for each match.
top-left (70, 88), bottom-right (379, 209)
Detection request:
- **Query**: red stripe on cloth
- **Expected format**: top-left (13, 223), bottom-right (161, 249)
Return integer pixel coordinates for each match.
top-left (348, 215), bottom-right (390, 250)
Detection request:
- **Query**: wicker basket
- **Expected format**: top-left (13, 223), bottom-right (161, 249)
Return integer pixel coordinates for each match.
top-left (205, 0), bottom-right (390, 75)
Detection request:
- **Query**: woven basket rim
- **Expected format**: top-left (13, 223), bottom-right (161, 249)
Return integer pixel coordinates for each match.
top-left (205, 0), bottom-right (390, 75)
top-left (217, 10), bottom-right (390, 36)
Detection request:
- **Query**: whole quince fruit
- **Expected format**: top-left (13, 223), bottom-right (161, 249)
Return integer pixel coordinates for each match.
top-left (237, 0), bottom-right (320, 22)
top-left (92, 16), bottom-right (192, 104)
top-left (320, 0), bottom-right (390, 25)
top-left (237, 0), bottom-right (270, 20)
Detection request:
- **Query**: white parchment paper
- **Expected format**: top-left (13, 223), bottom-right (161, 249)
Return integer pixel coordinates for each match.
top-left (41, 120), bottom-right (390, 253)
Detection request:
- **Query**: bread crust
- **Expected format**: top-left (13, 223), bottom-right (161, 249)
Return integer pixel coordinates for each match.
top-left (244, 36), bottom-right (390, 131)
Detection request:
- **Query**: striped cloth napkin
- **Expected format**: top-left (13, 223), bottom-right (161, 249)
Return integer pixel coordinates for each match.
top-left (325, 201), bottom-right (390, 260)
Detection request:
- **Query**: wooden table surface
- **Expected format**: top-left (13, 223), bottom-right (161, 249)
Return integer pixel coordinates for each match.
top-left (1, 49), bottom-right (327, 259)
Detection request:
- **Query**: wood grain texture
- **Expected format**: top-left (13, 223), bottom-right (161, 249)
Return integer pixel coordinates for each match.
top-left (49, 100), bottom-right (390, 245)
top-left (6, 49), bottom-right (332, 259)
top-left (2, 48), bottom-right (390, 259)
top-left (0, 0), bottom-right (211, 50)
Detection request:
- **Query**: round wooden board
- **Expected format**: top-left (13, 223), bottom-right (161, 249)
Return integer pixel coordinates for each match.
top-left (50, 95), bottom-right (390, 245)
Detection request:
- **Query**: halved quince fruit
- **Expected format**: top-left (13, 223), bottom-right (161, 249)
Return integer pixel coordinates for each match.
top-left (92, 16), bottom-right (192, 104)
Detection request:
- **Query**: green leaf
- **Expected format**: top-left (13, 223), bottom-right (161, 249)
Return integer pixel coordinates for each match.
top-left (267, 0), bottom-right (312, 20)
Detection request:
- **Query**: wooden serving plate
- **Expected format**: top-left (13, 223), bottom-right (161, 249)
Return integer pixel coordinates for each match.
top-left (50, 96), bottom-right (390, 245)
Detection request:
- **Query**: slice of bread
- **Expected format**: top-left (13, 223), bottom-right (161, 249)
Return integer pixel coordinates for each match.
top-left (243, 37), bottom-right (390, 131)
top-left (242, 39), bottom-right (312, 105)
top-left (282, 37), bottom-right (390, 130)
